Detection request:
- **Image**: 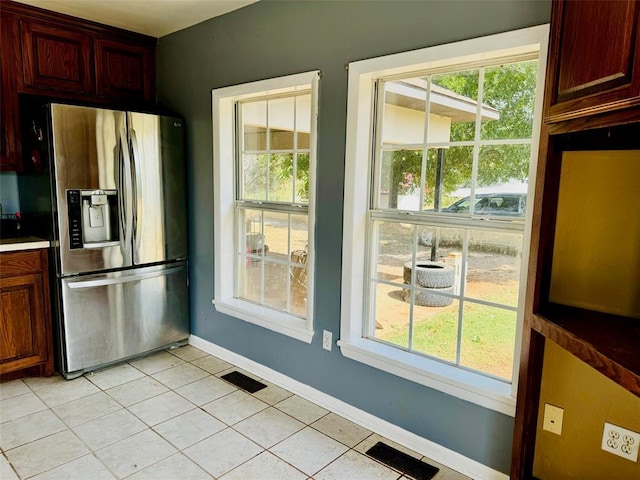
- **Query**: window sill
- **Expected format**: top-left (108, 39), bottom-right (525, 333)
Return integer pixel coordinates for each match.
top-left (212, 298), bottom-right (314, 344)
top-left (337, 338), bottom-right (516, 416)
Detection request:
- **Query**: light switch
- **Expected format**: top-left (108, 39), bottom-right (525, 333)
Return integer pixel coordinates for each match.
top-left (542, 403), bottom-right (564, 435)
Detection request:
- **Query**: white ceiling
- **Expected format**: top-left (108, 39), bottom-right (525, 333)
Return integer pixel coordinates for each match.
top-left (11, 0), bottom-right (259, 37)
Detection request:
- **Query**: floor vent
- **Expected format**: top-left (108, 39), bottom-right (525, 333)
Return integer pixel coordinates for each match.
top-left (220, 370), bottom-right (267, 393)
top-left (365, 441), bottom-right (439, 480)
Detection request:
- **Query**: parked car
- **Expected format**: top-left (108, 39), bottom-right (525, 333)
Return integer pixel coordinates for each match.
top-left (440, 192), bottom-right (527, 216)
top-left (419, 192), bottom-right (527, 245)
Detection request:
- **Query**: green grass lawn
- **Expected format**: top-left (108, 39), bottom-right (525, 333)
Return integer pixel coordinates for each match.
top-left (378, 286), bottom-right (518, 380)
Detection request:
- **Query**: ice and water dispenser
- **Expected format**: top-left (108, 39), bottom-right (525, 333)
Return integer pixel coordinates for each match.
top-left (66, 189), bottom-right (118, 249)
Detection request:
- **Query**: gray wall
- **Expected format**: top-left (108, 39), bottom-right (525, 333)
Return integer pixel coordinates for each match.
top-left (157, 0), bottom-right (551, 473)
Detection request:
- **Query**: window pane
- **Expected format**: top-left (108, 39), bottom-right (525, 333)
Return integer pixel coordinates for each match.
top-left (480, 60), bottom-right (538, 140)
top-left (294, 153), bottom-right (310, 204)
top-left (373, 283), bottom-right (460, 363)
top-left (239, 208), bottom-right (309, 318)
top-left (290, 213), bottom-right (308, 254)
top-left (290, 213), bottom-right (309, 317)
top-left (261, 211), bottom-right (309, 316)
top-left (242, 208), bottom-right (266, 257)
top-left (374, 221), bottom-right (414, 281)
top-left (290, 248), bottom-right (308, 318)
top-left (431, 70), bottom-right (479, 143)
top-left (238, 257), bottom-right (263, 305)
top-left (424, 146), bottom-right (473, 212)
top-left (459, 303), bottom-right (516, 381)
top-left (242, 154), bottom-right (267, 200)
top-left (258, 211), bottom-right (309, 260)
top-left (466, 230), bottom-right (523, 308)
top-left (476, 144), bottom-right (530, 216)
top-left (268, 154), bottom-right (294, 202)
top-left (372, 282), bottom-right (410, 349)
top-left (414, 225), bottom-right (464, 315)
top-left (377, 149), bottom-right (422, 210)
top-left (242, 100), bottom-right (267, 151)
top-left (296, 94), bottom-right (311, 149)
top-left (238, 206), bottom-right (265, 304)
top-left (262, 260), bottom-right (288, 311)
top-left (262, 211), bottom-right (290, 259)
top-left (372, 221), bottom-right (464, 364)
top-left (410, 298), bottom-right (460, 363)
top-left (382, 78), bottom-right (426, 145)
top-left (268, 97), bottom-right (294, 150)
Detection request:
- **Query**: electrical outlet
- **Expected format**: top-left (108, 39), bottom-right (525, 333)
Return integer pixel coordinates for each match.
top-left (322, 330), bottom-right (332, 351)
top-left (542, 404), bottom-right (564, 435)
top-left (602, 422), bottom-right (639, 462)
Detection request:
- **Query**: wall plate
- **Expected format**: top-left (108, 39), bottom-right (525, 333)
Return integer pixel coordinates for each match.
top-left (602, 422), bottom-right (639, 462)
top-left (542, 404), bottom-right (563, 435)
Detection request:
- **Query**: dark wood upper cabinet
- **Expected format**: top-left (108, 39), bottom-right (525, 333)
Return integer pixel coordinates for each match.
top-left (0, 10), bottom-right (21, 171)
top-left (95, 38), bottom-right (154, 102)
top-left (546, 0), bottom-right (640, 122)
top-left (21, 21), bottom-right (94, 95)
top-left (0, 0), bottom-right (157, 171)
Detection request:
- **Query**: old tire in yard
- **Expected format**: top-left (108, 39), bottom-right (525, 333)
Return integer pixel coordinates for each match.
top-left (403, 260), bottom-right (454, 288)
top-left (418, 228), bottom-right (433, 246)
top-left (402, 284), bottom-right (455, 307)
top-left (415, 285), bottom-right (455, 307)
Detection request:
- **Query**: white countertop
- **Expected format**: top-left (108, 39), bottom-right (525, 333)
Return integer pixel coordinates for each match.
top-left (0, 236), bottom-right (50, 253)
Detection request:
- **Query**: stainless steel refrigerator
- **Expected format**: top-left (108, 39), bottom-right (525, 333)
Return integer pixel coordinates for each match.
top-left (26, 103), bottom-right (189, 379)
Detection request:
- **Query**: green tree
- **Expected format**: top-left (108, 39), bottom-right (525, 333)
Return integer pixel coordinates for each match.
top-left (246, 61), bottom-right (538, 205)
top-left (243, 153), bottom-right (310, 202)
top-left (389, 60), bottom-right (538, 206)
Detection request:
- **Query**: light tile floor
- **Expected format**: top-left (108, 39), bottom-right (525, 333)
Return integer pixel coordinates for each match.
top-left (0, 345), bottom-right (470, 480)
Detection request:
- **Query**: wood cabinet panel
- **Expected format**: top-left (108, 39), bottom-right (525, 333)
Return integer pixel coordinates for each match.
top-left (0, 249), bottom-right (53, 378)
top-left (0, 250), bottom-right (43, 276)
top-left (21, 21), bottom-right (93, 95)
top-left (546, 0), bottom-right (640, 122)
top-left (557, 0), bottom-right (636, 100)
top-left (95, 38), bottom-right (154, 102)
top-left (0, 275), bottom-right (39, 360)
top-left (0, 11), bottom-right (22, 171)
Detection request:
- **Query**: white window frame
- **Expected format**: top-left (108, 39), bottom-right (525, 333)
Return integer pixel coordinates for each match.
top-left (339, 26), bottom-right (549, 416)
top-left (212, 71), bottom-right (320, 343)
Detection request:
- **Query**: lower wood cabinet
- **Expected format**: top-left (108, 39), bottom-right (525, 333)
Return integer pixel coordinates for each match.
top-left (0, 249), bottom-right (54, 378)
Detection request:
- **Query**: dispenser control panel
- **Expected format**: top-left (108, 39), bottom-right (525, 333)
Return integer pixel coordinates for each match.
top-left (66, 189), bottom-right (83, 249)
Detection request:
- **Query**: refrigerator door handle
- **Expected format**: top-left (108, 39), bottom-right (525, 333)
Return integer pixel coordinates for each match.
top-left (129, 128), bottom-right (144, 257)
top-left (66, 264), bottom-right (186, 289)
top-left (119, 127), bottom-right (134, 260)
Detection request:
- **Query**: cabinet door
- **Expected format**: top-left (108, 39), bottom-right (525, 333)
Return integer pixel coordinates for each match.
top-left (21, 20), bottom-right (94, 95)
top-left (0, 12), bottom-right (21, 171)
top-left (0, 273), bottom-right (48, 375)
top-left (95, 38), bottom-right (155, 103)
top-left (546, 0), bottom-right (640, 121)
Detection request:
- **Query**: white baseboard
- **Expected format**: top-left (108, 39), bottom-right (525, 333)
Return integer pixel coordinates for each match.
top-left (189, 334), bottom-right (509, 480)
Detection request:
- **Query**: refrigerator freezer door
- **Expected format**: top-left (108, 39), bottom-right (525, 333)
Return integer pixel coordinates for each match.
top-left (50, 104), bottom-right (133, 274)
top-left (59, 261), bottom-right (189, 376)
top-left (128, 112), bottom-right (188, 265)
